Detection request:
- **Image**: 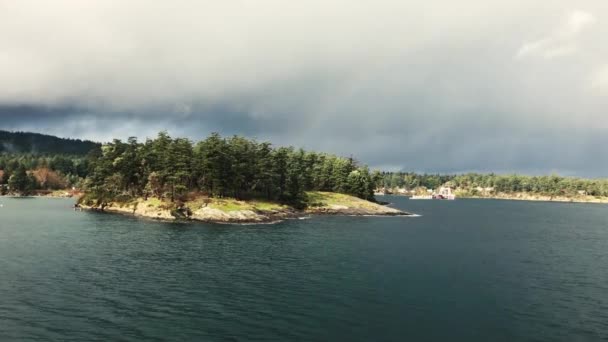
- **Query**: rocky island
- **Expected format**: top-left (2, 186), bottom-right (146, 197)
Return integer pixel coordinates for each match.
top-left (73, 131), bottom-right (410, 224)
top-left (79, 191), bottom-right (409, 224)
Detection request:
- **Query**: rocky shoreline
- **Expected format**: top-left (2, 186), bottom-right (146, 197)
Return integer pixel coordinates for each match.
top-left (79, 192), bottom-right (411, 224)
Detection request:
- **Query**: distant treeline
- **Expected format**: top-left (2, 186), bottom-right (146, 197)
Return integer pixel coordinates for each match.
top-left (0, 131), bottom-right (100, 194)
top-left (85, 132), bottom-right (378, 206)
top-left (0, 154), bottom-right (91, 177)
top-left (0, 154), bottom-right (94, 194)
top-left (0, 130), bottom-right (99, 155)
top-left (5, 129), bottom-right (605, 200)
top-left (380, 172), bottom-right (608, 197)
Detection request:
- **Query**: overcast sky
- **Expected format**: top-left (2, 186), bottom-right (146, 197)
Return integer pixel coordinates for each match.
top-left (1, 1), bottom-right (607, 176)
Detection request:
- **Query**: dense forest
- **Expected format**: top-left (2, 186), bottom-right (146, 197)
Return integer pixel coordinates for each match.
top-left (0, 130), bottom-right (99, 155)
top-left (379, 172), bottom-right (608, 197)
top-left (0, 130), bottom-right (99, 195)
top-left (84, 132), bottom-right (378, 207)
top-left (0, 154), bottom-right (92, 194)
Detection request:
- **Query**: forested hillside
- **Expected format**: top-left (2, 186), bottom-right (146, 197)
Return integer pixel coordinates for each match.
top-left (0, 131), bottom-right (100, 194)
top-left (84, 132), bottom-right (378, 207)
top-left (0, 130), bottom-right (99, 155)
top-left (0, 154), bottom-right (94, 194)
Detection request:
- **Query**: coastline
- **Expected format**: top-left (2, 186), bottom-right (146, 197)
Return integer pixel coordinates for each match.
top-left (0, 190), bottom-right (79, 199)
top-left (0, 195), bottom-right (74, 199)
top-left (460, 193), bottom-right (608, 204)
top-left (384, 192), bottom-right (608, 204)
top-left (79, 191), bottom-right (412, 224)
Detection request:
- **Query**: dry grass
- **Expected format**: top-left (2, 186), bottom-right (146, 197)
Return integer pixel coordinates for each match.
top-left (103, 192), bottom-right (375, 213)
top-left (248, 200), bottom-right (286, 211)
top-left (305, 191), bottom-right (377, 209)
top-left (184, 196), bottom-right (286, 212)
top-left (208, 198), bottom-right (253, 212)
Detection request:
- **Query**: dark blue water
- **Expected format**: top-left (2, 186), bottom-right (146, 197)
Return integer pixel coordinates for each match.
top-left (1, 196), bottom-right (608, 341)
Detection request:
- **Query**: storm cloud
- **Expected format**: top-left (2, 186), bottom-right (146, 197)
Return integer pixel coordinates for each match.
top-left (1, 0), bottom-right (608, 176)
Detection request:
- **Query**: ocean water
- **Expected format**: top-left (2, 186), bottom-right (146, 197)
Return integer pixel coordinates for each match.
top-left (1, 196), bottom-right (607, 341)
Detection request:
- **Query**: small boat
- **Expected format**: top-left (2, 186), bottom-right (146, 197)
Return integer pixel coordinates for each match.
top-left (411, 195), bottom-right (433, 200)
top-left (432, 194), bottom-right (456, 200)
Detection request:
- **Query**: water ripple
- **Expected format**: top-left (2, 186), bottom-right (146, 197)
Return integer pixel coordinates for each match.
top-left (1, 198), bottom-right (608, 341)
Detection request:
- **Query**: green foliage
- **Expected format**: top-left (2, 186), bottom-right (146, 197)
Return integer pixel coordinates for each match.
top-left (346, 167), bottom-right (375, 201)
top-left (8, 165), bottom-right (28, 193)
top-left (380, 172), bottom-right (608, 197)
top-left (84, 132), bottom-right (379, 204)
top-left (0, 144), bottom-right (99, 193)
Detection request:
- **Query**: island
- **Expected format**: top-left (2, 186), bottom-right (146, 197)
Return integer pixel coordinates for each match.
top-left (78, 191), bottom-right (408, 224)
top-left (69, 131), bottom-right (409, 223)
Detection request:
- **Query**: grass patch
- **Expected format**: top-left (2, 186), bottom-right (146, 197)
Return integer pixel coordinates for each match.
top-left (183, 196), bottom-right (287, 212)
top-left (184, 197), bottom-right (209, 211)
top-left (208, 198), bottom-right (254, 212)
top-left (305, 191), bottom-right (376, 209)
top-left (305, 191), bottom-right (354, 205)
top-left (249, 200), bottom-right (286, 211)
top-left (139, 197), bottom-right (175, 210)
top-left (145, 197), bottom-right (164, 208)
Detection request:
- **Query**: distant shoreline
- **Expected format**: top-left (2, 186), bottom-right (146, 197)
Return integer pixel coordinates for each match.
top-left (461, 193), bottom-right (608, 204)
top-left (382, 192), bottom-right (608, 204)
top-left (0, 195), bottom-right (74, 200)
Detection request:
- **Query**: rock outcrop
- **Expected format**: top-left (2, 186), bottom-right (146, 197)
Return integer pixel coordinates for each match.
top-left (80, 192), bottom-right (412, 224)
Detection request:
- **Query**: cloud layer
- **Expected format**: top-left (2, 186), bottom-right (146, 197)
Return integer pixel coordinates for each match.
top-left (1, 1), bottom-right (608, 176)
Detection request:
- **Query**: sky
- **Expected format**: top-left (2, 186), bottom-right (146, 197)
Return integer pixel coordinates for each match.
top-left (1, 1), bottom-right (608, 176)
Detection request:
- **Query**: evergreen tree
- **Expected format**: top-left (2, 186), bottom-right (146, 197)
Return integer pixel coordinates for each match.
top-left (8, 165), bottom-right (28, 194)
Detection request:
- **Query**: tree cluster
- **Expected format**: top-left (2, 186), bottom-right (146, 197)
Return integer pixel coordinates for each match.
top-left (1, 165), bottom-right (38, 195)
top-left (85, 132), bottom-right (378, 206)
top-left (379, 172), bottom-right (608, 197)
top-left (0, 154), bottom-right (92, 194)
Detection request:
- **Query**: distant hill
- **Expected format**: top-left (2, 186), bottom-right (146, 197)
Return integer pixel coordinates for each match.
top-left (0, 130), bottom-right (100, 155)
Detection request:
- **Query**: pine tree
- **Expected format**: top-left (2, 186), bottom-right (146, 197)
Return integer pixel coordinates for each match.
top-left (8, 165), bottom-right (28, 194)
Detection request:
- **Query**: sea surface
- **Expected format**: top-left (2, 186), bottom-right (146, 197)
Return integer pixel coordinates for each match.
top-left (1, 196), bottom-right (608, 341)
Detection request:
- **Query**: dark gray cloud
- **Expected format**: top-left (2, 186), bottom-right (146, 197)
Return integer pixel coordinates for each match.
top-left (1, 1), bottom-right (608, 176)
